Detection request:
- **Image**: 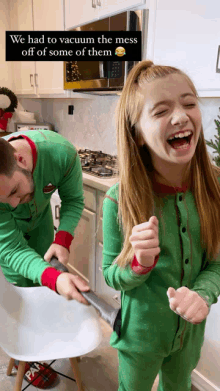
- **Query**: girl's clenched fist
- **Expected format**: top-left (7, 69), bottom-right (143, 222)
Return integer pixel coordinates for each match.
top-left (129, 216), bottom-right (160, 267)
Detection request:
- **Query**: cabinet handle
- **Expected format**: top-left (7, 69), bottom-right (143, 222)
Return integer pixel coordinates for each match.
top-left (92, 0), bottom-right (96, 8)
top-left (99, 61), bottom-right (104, 78)
top-left (34, 73), bottom-right (38, 87)
top-left (97, 0), bottom-right (101, 5)
top-left (30, 74), bottom-right (34, 87)
top-left (55, 205), bottom-right (60, 219)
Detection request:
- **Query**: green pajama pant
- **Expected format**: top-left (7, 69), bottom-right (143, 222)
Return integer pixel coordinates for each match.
top-left (118, 319), bottom-right (206, 391)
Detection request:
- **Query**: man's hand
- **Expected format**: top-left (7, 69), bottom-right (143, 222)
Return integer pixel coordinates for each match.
top-left (167, 286), bottom-right (209, 325)
top-left (44, 243), bottom-right (69, 266)
top-left (56, 273), bottom-right (90, 305)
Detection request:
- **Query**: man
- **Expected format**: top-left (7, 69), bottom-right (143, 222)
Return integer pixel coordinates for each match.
top-left (0, 129), bottom-right (91, 300)
top-left (0, 129), bottom-right (91, 387)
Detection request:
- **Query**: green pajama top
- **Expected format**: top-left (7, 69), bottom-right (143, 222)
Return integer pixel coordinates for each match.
top-left (0, 130), bottom-right (84, 286)
top-left (102, 181), bottom-right (220, 355)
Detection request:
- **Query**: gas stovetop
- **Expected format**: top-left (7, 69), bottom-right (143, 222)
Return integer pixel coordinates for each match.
top-left (78, 149), bottom-right (118, 178)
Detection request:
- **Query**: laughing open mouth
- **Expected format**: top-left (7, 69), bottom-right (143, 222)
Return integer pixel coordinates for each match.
top-left (167, 130), bottom-right (193, 149)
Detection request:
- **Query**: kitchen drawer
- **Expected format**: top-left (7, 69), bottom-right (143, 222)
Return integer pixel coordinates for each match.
top-left (96, 217), bottom-right (103, 243)
top-left (83, 184), bottom-right (96, 212)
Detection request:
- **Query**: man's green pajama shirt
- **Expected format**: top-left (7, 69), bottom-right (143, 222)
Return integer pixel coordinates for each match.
top-left (0, 130), bottom-right (84, 288)
top-left (102, 181), bottom-right (220, 391)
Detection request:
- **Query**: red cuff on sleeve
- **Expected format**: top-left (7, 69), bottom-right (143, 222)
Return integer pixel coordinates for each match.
top-left (53, 231), bottom-right (74, 251)
top-left (41, 267), bottom-right (63, 293)
top-left (131, 254), bottom-right (159, 275)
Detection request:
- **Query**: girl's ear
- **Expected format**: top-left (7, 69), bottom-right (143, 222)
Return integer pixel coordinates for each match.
top-left (133, 120), bottom-right (145, 147)
top-left (136, 128), bottom-right (145, 146)
top-left (139, 134), bottom-right (145, 146)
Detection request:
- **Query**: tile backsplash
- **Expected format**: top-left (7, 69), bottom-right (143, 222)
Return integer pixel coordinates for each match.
top-left (19, 95), bottom-right (119, 155)
top-left (16, 95), bottom-right (220, 157)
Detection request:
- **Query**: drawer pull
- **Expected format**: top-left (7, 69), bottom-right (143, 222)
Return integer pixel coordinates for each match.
top-left (30, 74), bottom-right (34, 87)
top-left (55, 205), bottom-right (60, 219)
top-left (34, 73), bottom-right (38, 87)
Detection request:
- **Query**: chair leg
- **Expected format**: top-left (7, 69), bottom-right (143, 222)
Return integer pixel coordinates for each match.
top-left (14, 361), bottom-right (26, 391)
top-left (7, 357), bottom-right (15, 376)
top-left (69, 357), bottom-right (84, 391)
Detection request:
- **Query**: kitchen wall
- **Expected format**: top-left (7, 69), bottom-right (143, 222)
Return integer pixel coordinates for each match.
top-left (17, 95), bottom-right (220, 158)
top-left (18, 95), bottom-right (119, 155)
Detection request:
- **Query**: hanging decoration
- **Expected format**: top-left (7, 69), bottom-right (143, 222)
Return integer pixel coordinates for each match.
top-left (0, 87), bottom-right (18, 131)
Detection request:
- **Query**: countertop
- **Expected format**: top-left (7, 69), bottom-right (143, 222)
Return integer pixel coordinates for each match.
top-left (82, 172), bottom-right (118, 193)
top-left (52, 173), bottom-right (118, 199)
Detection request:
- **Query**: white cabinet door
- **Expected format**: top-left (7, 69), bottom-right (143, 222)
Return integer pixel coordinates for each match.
top-left (153, 0), bottom-right (220, 97)
top-left (33, 0), bottom-right (65, 95)
top-left (98, 0), bottom-right (145, 19)
top-left (65, 0), bottom-right (145, 30)
top-left (68, 208), bottom-right (96, 291)
top-left (1, 0), bottom-right (13, 90)
top-left (65, 0), bottom-right (98, 30)
top-left (9, 0), bottom-right (36, 95)
top-left (10, 0), bottom-right (66, 96)
top-left (95, 242), bottom-right (121, 308)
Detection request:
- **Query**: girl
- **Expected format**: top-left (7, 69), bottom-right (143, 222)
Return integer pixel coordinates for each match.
top-left (102, 60), bottom-right (220, 391)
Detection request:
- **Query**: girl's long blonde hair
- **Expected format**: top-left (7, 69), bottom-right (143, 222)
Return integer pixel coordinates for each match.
top-left (116, 60), bottom-right (220, 268)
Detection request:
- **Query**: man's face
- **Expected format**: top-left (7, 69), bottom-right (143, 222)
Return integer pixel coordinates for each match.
top-left (0, 167), bottom-right (35, 208)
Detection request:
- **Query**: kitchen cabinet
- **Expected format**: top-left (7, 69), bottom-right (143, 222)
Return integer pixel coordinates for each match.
top-left (1, 0), bottom-right (13, 90)
top-left (65, 0), bottom-right (145, 30)
top-left (68, 208), bottom-right (96, 289)
top-left (50, 183), bottom-right (120, 308)
top-left (96, 189), bottom-right (121, 306)
top-left (153, 0), bottom-right (220, 97)
top-left (98, 0), bottom-right (145, 20)
top-left (9, 0), bottom-right (36, 95)
top-left (65, 0), bottom-right (98, 30)
top-left (9, 0), bottom-right (66, 97)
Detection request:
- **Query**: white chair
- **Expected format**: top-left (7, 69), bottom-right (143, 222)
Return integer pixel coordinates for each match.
top-left (0, 266), bottom-right (102, 391)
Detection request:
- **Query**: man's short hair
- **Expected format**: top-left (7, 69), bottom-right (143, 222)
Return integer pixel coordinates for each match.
top-left (0, 138), bottom-right (17, 177)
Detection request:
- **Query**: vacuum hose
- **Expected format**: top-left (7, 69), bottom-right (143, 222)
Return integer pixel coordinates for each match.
top-left (50, 256), bottom-right (121, 337)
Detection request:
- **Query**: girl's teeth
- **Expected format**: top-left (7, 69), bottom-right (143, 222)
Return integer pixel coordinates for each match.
top-left (174, 144), bottom-right (189, 149)
top-left (168, 131), bottom-right (192, 141)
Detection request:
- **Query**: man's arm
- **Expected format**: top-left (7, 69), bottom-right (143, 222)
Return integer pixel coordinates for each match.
top-left (0, 205), bottom-right (53, 285)
top-left (53, 148), bottom-right (84, 249)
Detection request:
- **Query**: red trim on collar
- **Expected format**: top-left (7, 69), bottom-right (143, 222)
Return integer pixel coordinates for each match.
top-left (152, 180), bottom-right (188, 194)
top-left (8, 134), bottom-right (37, 173)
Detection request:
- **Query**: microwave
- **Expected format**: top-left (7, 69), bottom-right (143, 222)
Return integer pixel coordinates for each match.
top-left (64, 9), bottom-right (148, 94)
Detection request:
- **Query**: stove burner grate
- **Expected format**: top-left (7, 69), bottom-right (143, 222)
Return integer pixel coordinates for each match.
top-left (78, 149), bottom-right (118, 178)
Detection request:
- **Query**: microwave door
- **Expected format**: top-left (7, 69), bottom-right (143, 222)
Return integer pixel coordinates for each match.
top-left (69, 17), bottom-right (110, 90)
top-left (108, 11), bottom-right (127, 88)
top-left (108, 11), bottom-right (141, 89)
